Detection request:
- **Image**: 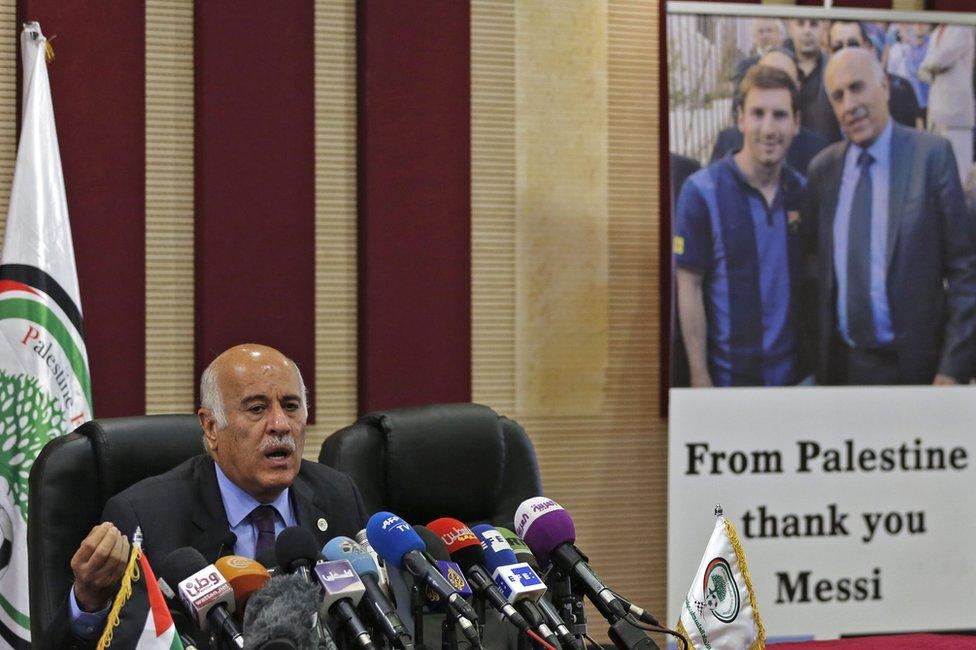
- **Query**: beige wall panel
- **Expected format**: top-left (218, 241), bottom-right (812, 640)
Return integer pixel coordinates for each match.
top-left (146, 0), bottom-right (195, 414)
top-left (310, 0), bottom-right (358, 455)
top-left (0, 0), bottom-right (16, 247)
top-left (515, 0), bottom-right (610, 417)
top-left (473, 0), bottom-right (665, 642)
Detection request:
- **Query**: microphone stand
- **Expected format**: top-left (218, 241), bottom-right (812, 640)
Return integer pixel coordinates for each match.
top-left (471, 594), bottom-right (487, 648)
top-left (473, 595), bottom-right (486, 638)
top-left (440, 611), bottom-right (458, 650)
top-left (548, 565), bottom-right (587, 641)
top-left (550, 564), bottom-right (659, 650)
top-left (411, 583), bottom-right (428, 650)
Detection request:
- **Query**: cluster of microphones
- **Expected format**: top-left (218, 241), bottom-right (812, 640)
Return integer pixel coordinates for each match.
top-left (156, 497), bottom-right (673, 650)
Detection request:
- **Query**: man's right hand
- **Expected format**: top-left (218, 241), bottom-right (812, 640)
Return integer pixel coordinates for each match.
top-left (70, 522), bottom-right (130, 612)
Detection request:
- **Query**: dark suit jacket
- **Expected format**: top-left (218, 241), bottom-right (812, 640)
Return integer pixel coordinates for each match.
top-left (806, 122), bottom-right (976, 384)
top-left (44, 455), bottom-right (369, 650)
top-left (888, 73), bottom-right (922, 129)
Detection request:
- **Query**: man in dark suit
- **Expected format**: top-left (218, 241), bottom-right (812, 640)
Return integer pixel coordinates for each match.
top-left (827, 20), bottom-right (922, 129)
top-left (787, 18), bottom-right (842, 143)
top-left (51, 343), bottom-right (368, 648)
top-left (808, 48), bottom-right (976, 385)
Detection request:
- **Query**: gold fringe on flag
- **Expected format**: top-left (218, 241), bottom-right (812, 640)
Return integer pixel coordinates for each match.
top-left (43, 34), bottom-right (56, 62)
top-left (724, 517), bottom-right (766, 650)
top-left (95, 541), bottom-right (142, 650)
top-left (675, 619), bottom-right (693, 648)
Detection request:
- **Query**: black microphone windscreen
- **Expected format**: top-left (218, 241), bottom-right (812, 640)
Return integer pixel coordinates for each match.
top-left (169, 610), bottom-right (197, 637)
top-left (449, 543), bottom-right (485, 573)
top-left (256, 548), bottom-right (278, 572)
top-left (160, 547), bottom-right (209, 591)
top-left (243, 573), bottom-right (319, 650)
top-left (274, 526), bottom-right (320, 572)
top-left (414, 526), bottom-right (450, 561)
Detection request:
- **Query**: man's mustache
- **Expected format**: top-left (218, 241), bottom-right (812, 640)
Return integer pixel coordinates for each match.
top-left (259, 435), bottom-right (298, 452)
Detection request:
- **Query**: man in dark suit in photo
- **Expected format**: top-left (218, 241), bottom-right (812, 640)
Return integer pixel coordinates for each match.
top-left (50, 343), bottom-right (369, 648)
top-left (807, 48), bottom-right (976, 385)
top-left (827, 20), bottom-right (923, 130)
top-left (787, 18), bottom-right (842, 143)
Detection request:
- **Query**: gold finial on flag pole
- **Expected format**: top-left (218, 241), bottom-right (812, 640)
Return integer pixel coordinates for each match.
top-left (714, 504), bottom-right (723, 518)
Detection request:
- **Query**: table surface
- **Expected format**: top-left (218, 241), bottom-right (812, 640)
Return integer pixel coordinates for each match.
top-left (773, 634), bottom-right (976, 649)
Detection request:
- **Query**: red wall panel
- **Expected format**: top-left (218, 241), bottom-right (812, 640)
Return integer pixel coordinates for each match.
top-left (17, 2), bottom-right (146, 418)
top-left (195, 2), bottom-right (316, 417)
top-left (357, 0), bottom-right (472, 412)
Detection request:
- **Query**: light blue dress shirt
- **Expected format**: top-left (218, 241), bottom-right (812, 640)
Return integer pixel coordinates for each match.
top-left (70, 461), bottom-right (297, 639)
top-left (832, 119), bottom-right (895, 347)
top-left (214, 462), bottom-right (297, 559)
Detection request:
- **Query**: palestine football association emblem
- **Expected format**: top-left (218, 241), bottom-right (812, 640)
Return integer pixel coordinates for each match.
top-left (699, 557), bottom-right (740, 624)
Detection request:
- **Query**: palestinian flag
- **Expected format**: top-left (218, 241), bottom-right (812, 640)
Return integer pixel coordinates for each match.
top-left (0, 23), bottom-right (92, 648)
top-left (97, 531), bottom-right (184, 650)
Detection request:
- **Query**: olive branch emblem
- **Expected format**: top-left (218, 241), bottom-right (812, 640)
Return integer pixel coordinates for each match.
top-left (0, 370), bottom-right (65, 521)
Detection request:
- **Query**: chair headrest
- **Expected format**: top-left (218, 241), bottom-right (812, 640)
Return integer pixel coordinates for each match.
top-left (359, 403), bottom-right (506, 523)
top-left (74, 414), bottom-right (204, 503)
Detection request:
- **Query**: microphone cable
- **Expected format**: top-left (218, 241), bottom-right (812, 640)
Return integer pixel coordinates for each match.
top-left (605, 588), bottom-right (688, 650)
top-left (621, 614), bottom-right (689, 650)
top-left (525, 628), bottom-right (557, 650)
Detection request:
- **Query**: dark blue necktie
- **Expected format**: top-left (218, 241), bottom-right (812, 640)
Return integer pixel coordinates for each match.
top-left (251, 504), bottom-right (277, 559)
top-left (847, 149), bottom-right (877, 348)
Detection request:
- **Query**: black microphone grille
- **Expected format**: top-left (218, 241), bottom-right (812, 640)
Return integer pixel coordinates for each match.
top-left (450, 543), bottom-right (485, 573)
top-left (255, 547), bottom-right (278, 573)
top-left (415, 525), bottom-right (450, 561)
top-left (160, 546), bottom-right (209, 591)
top-left (274, 526), bottom-right (321, 572)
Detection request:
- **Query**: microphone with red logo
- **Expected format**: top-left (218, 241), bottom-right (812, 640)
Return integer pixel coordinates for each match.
top-left (414, 525), bottom-right (482, 648)
top-left (160, 547), bottom-right (245, 649)
top-left (427, 517), bottom-right (531, 634)
top-left (413, 526), bottom-right (473, 607)
top-left (215, 555), bottom-right (271, 615)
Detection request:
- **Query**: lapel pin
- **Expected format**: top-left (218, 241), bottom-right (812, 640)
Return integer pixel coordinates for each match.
top-left (317, 518), bottom-right (328, 532)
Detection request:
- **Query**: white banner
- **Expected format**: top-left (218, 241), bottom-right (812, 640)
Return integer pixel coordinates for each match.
top-left (668, 387), bottom-right (976, 641)
top-left (0, 23), bottom-right (90, 648)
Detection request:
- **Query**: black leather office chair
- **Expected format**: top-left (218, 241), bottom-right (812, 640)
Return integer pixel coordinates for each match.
top-left (319, 403), bottom-right (543, 527)
top-left (27, 414), bottom-right (203, 646)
